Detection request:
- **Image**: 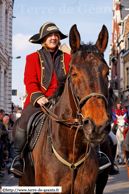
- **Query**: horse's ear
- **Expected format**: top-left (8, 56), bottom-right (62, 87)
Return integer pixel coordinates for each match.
top-left (69, 24), bottom-right (81, 54)
top-left (95, 25), bottom-right (108, 53)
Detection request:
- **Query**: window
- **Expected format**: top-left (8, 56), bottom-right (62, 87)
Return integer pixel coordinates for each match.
top-left (5, 9), bottom-right (8, 48)
top-left (0, 67), bottom-right (2, 105)
top-left (114, 30), bottom-right (117, 43)
top-left (127, 33), bottom-right (129, 50)
top-left (4, 70), bottom-right (7, 109)
top-left (127, 67), bottom-right (129, 88)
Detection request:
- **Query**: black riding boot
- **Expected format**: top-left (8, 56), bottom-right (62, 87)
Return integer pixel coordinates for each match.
top-left (11, 125), bottom-right (27, 178)
top-left (109, 144), bottom-right (119, 175)
top-left (96, 145), bottom-right (109, 171)
top-left (125, 150), bottom-right (129, 167)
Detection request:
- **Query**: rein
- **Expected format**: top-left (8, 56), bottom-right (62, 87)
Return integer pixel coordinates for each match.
top-left (47, 117), bottom-right (91, 194)
top-left (48, 119), bottom-right (91, 170)
top-left (41, 104), bottom-right (81, 128)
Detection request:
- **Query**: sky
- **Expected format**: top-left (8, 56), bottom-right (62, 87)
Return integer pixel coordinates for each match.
top-left (12, 0), bottom-right (113, 106)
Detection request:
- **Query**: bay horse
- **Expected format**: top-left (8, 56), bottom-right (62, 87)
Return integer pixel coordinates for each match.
top-left (18, 24), bottom-right (110, 194)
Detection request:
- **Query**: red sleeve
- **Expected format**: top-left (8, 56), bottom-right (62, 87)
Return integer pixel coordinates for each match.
top-left (64, 53), bottom-right (71, 74)
top-left (112, 109), bottom-right (117, 124)
top-left (24, 53), bottom-right (44, 106)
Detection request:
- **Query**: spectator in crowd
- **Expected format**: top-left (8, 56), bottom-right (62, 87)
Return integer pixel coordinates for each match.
top-left (11, 103), bottom-right (15, 113)
top-left (3, 116), bottom-right (13, 159)
top-left (0, 110), bottom-right (12, 171)
top-left (9, 113), bottom-right (15, 128)
top-left (113, 74), bottom-right (117, 80)
top-left (0, 135), bottom-right (4, 177)
top-left (3, 116), bottom-right (10, 131)
top-left (0, 109), bottom-right (5, 122)
top-left (0, 109), bottom-right (5, 176)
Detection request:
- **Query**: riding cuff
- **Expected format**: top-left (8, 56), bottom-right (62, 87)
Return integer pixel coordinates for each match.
top-left (30, 91), bottom-right (45, 106)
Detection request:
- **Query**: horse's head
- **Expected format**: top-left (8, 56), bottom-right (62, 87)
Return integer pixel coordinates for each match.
top-left (69, 24), bottom-right (110, 145)
top-left (116, 115), bottom-right (126, 143)
top-left (116, 114), bottom-right (126, 131)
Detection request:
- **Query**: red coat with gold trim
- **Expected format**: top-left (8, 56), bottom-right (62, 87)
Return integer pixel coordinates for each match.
top-left (112, 108), bottom-right (128, 124)
top-left (24, 48), bottom-right (70, 108)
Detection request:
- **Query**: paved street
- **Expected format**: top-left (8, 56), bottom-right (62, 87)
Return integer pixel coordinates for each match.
top-left (0, 161), bottom-right (129, 194)
top-left (104, 163), bottom-right (129, 194)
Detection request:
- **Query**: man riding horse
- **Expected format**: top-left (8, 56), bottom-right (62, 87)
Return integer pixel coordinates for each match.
top-left (112, 100), bottom-right (128, 134)
top-left (112, 99), bottom-right (129, 167)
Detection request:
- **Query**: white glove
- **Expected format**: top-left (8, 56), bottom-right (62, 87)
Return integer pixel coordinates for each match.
top-left (37, 97), bottom-right (49, 106)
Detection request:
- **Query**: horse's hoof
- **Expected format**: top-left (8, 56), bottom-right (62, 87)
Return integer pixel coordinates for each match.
top-left (117, 155), bottom-right (122, 164)
top-left (127, 158), bottom-right (129, 167)
top-left (117, 155), bottom-right (119, 162)
top-left (118, 159), bottom-right (122, 164)
top-left (123, 158), bottom-right (126, 164)
top-left (109, 164), bottom-right (119, 175)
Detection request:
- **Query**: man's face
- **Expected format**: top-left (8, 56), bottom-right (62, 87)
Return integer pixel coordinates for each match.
top-left (0, 111), bottom-right (5, 120)
top-left (10, 114), bottom-right (14, 120)
top-left (3, 117), bottom-right (9, 124)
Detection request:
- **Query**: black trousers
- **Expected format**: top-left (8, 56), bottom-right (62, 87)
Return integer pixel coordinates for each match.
top-left (0, 140), bottom-right (4, 171)
top-left (19, 103), bottom-right (42, 130)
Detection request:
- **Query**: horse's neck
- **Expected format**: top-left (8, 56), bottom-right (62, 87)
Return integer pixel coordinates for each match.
top-left (51, 80), bottom-right (86, 157)
top-left (53, 78), bottom-right (77, 120)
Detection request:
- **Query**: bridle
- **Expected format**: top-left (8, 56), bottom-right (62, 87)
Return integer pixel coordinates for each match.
top-left (68, 49), bottom-right (108, 124)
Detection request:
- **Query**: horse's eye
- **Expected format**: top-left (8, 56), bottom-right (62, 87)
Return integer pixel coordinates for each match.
top-left (72, 73), bottom-right (78, 77)
top-left (105, 72), bottom-right (109, 78)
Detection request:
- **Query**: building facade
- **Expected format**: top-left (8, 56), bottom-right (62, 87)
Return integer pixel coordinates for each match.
top-left (109, 0), bottom-right (129, 108)
top-left (0, 0), bottom-right (13, 113)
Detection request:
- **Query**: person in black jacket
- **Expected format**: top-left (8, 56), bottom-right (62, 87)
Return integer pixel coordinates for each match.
top-left (0, 109), bottom-right (5, 177)
top-left (0, 109), bottom-right (12, 175)
top-left (0, 110), bottom-right (9, 151)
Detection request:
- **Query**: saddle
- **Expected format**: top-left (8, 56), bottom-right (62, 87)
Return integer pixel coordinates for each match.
top-left (27, 110), bottom-right (46, 151)
top-left (25, 102), bottom-right (54, 174)
top-left (26, 101), bottom-right (54, 151)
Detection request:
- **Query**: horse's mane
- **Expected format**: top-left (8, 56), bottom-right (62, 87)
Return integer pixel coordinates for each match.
top-left (80, 42), bottom-right (105, 61)
top-left (53, 43), bottom-right (105, 102)
top-left (53, 75), bottom-right (67, 102)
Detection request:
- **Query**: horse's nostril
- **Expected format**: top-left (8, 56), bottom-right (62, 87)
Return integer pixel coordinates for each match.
top-left (83, 118), bottom-right (95, 134)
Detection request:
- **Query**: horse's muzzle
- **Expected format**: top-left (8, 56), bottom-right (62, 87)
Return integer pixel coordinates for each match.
top-left (83, 117), bottom-right (111, 136)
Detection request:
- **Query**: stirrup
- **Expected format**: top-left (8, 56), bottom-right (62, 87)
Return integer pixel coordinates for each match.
top-left (10, 155), bottom-right (25, 177)
top-left (98, 151), bottom-right (111, 172)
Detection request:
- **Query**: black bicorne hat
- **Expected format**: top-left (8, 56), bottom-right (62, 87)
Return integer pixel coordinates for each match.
top-left (29, 22), bottom-right (68, 44)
